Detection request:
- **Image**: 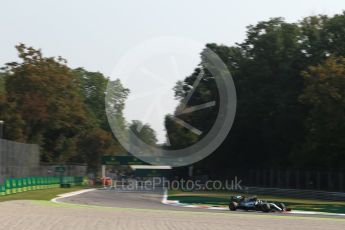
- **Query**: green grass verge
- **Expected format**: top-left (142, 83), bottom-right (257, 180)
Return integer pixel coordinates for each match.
top-left (0, 186), bottom-right (88, 202)
top-left (168, 190), bottom-right (345, 214)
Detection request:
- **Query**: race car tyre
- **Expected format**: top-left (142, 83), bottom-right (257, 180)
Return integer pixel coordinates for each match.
top-left (261, 203), bottom-right (271, 212)
top-left (229, 202), bottom-right (238, 211)
top-left (278, 203), bottom-right (286, 211)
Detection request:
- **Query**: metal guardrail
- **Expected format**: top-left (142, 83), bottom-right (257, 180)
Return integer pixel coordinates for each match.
top-left (239, 186), bottom-right (345, 201)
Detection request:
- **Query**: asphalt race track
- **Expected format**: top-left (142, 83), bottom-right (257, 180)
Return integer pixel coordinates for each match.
top-left (0, 188), bottom-right (344, 230)
top-left (59, 188), bottom-right (345, 217)
top-left (59, 188), bottom-right (213, 211)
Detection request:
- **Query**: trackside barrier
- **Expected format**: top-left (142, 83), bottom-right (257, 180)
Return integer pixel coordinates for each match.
top-left (0, 176), bottom-right (84, 196)
top-left (237, 186), bottom-right (345, 201)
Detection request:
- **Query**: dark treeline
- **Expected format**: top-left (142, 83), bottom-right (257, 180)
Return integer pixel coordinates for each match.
top-left (166, 12), bottom-right (345, 176)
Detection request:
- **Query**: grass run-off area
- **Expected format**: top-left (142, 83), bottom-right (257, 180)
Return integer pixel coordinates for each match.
top-left (168, 190), bottom-right (345, 214)
top-left (0, 186), bottom-right (87, 202)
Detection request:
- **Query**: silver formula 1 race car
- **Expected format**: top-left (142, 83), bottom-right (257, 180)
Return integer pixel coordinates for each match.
top-left (229, 195), bottom-right (291, 213)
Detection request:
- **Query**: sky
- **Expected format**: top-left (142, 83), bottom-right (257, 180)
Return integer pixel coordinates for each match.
top-left (1, 0), bottom-right (345, 143)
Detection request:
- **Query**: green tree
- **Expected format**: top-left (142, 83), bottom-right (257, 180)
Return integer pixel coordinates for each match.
top-left (166, 18), bottom-right (307, 171)
top-left (129, 120), bottom-right (157, 146)
top-left (165, 65), bottom-right (218, 149)
top-left (74, 69), bottom-right (130, 169)
top-left (1, 44), bottom-right (136, 171)
top-left (3, 44), bottom-right (91, 162)
top-left (0, 94), bottom-right (26, 140)
top-left (105, 79), bottom-right (130, 130)
top-left (77, 128), bottom-right (118, 170)
top-left (297, 57), bottom-right (345, 169)
top-left (0, 72), bottom-right (5, 96)
top-left (73, 68), bottom-right (109, 129)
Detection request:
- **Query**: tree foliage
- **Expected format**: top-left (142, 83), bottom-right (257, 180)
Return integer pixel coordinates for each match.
top-left (2, 44), bottom-right (90, 161)
top-left (297, 57), bottom-right (345, 168)
top-left (0, 73), bottom-right (5, 96)
top-left (129, 120), bottom-right (157, 146)
top-left (166, 12), bottom-right (345, 173)
top-left (0, 44), bottom-right (131, 167)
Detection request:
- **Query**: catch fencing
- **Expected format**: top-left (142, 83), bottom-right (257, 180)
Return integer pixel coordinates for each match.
top-left (222, 168), bottom-right (345, 193)
top-left (237, 186), bottom-right (345, 201)
top-left (0, 139), bottom-right (87, 183)
top-left (0, 139), bottom-right (40, 182)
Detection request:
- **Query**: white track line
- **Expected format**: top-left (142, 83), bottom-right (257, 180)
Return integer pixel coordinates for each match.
top-left (290, 210), bottom-right (345, 216)
top-left (51, 189), bottom-right (96, 203)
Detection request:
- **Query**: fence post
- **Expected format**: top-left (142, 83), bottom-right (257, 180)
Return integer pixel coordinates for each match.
top-left (261, 170), bottom-right (266, 187)
top-left (305, 171), bottom-right (311, 189)
top-left (295, 170), bottom-right (300, 189)
top-left (339, 171), bottom-right (344, 192)
top-left (277, 170), bottom-right (281, 188)
top-left (255, 170), bottom-right (260, 186)
top-left (316, 172), bottom-right (321, 190)
top-left (269, 169), bottom-right (274, 187)
top-left (328, 172), bottom-right (333, 191)
top-left (285, 170), bottom-right (290, 188)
